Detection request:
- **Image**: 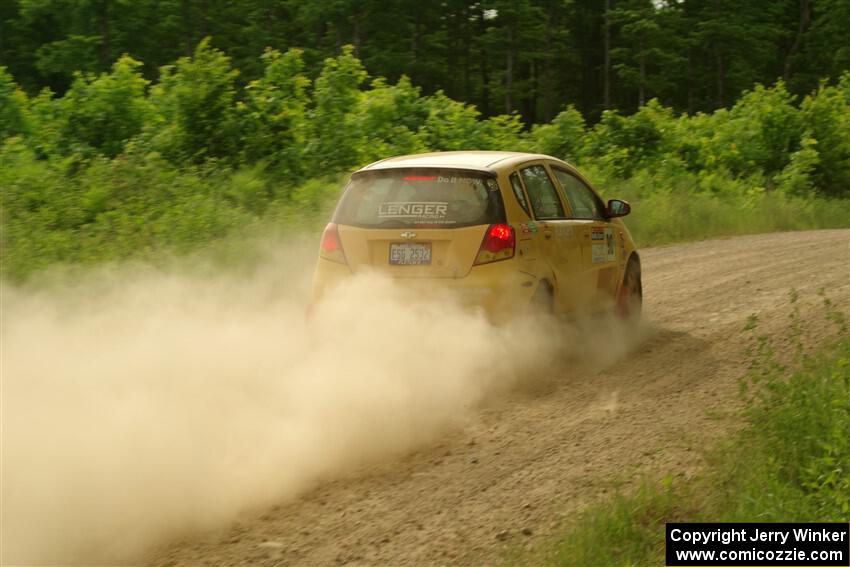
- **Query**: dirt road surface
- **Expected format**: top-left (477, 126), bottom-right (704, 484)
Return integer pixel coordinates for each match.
top-left (151, 229), bottom-right (850, 566)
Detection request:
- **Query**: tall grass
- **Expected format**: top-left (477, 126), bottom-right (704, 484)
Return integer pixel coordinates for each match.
top-left (3, 151), bottom-right (847, 283)
top-left (523, 292), bottom-right (850, 566)
top-left (593, 169), bottom-right (850, 247)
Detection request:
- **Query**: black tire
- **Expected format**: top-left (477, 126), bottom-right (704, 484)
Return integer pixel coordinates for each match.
top-left (617, 256), bottom-right (643, 321)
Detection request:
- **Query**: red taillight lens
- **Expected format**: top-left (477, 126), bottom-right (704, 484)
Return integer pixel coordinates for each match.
top-left (319, 223), bottom-right (347, 264)
top-left (474, 223), bottom-right (515, 265)
top-left (321, 223), bottom-right (340, 252)
top-left (484, 224), bottom-right (514, 251)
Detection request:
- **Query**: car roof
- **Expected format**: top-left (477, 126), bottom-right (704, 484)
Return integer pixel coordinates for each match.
top-left (358, 151), bottom-right (560, 174)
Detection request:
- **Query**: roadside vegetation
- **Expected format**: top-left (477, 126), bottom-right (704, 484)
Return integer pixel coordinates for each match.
top-left (2, 42), bottom-right (850, 281)
top-left (524, 291), bottom-right (850, 566)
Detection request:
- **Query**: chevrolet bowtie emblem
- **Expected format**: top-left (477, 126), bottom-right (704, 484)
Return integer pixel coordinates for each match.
top-left (400, 231), bottom-right (417, 239)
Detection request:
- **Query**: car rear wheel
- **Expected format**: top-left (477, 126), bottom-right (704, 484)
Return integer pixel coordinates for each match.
top-left (617, 256), bottom-right (642, 321)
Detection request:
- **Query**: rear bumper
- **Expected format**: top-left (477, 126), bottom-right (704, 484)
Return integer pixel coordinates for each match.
top-left (311, 258), bottom-right (538, 319)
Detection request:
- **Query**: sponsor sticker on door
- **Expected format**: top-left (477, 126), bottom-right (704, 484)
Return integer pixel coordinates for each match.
top-left (605, 227), bottom-right (616, 261)
top-left (592, 243), bottom-right (607, 263)
top-left (592, 227), bottom-right (617, 263)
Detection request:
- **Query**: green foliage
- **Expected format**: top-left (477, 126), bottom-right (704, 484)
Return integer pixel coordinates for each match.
top-left (528, 105), bottom-right (586, 162)
top-left (774, 136), bottom-right (820, 196)
top-left (0, 67), bottom-right (29, 139)
top-left (583, 100), bottom-right (677, 177)
top-left (526, 297), bottom-right (850, 566)
top-left (148, 38), bottom-right (240, 163)
top-left (799, 78), bottom-right (850, 197)
top-left (238, 48), bottom-right (310, 181)
top-left (58, 56), bottom-right (151, 158)
top-left (19, 87), bottom-right (64, 158)
top-left (791, 0), bottom-right (850, 92)
top-left (708, 82), bottom-right (802, 179)
top-left (597, 168), bottom-right (850, 247)
top-left (609, 1), bottom-right (687, 107)
top-left (480, 113), bottom-right (529, 151)
top-left (541, 479), bottom-right (679, 567)
top-left (2, 44), bottom-right (850, 281)
top-left (731, 295), bottom-right (850, 520)
top-left (308, 45), bottom-right (368, 171)
top-left (0, 140), bottom-right (255, 277)
top-left (5, 0), bottom-right (849, 127)
top-left (354, 76), bottom-right (428, 163)
top-left (420, 92), bottom-right (488, 150)
top-left (34, 34), bottom-right (102, 77)
top-left (288, 174), bottom-right (348, 217)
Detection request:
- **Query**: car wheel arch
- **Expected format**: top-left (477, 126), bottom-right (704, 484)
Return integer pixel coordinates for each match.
top-left (616, 252), bottom-right (643, 319)
top-left (620, 252), bottom-right (641, 289)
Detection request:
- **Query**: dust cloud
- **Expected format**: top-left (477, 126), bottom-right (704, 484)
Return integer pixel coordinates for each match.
top-left (1, 241), bottom-right (639, 564)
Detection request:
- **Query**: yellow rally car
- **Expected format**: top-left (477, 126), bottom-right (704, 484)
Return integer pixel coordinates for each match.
top-left (312, 151), bottom-right (641, 320)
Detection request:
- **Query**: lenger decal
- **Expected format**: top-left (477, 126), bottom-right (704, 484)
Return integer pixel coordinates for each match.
top-left (378, 202), bottom-right (449, 220)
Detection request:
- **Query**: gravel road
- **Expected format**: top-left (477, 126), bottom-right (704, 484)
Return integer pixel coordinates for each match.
top-left (151, 229), bottom-right (850, 567)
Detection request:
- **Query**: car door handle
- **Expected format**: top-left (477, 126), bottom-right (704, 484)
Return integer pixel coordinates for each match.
top-left (544, 231), bottom-right (552, 239)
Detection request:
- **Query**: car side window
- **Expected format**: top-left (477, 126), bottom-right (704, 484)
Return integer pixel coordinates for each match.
top-left (553, 168), bottom-right (605, 220)
top-left (519, 165), bottom-right (565, 219)
top-left (509, 172), bottom-right (531, 216)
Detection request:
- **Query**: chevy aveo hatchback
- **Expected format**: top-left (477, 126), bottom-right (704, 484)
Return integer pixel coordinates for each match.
top-left (312, 151), bottom-right (642, 320)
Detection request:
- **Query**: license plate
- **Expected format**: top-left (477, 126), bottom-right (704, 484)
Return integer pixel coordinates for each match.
top-left (389, 243), bottom-right (432, 265)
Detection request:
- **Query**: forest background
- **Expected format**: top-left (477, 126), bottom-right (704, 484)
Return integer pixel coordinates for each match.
top-left (2, 0), bottom-right (849, 280)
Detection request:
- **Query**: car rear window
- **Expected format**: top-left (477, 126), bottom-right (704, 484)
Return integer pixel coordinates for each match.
top-left (333, 168), bottom-right (506, 228)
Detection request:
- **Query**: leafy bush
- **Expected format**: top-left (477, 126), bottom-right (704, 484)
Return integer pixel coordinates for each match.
top-left (528, 105), bottom-right (586, 162)
top-left (59, 56), bottom-right (151, 158)
top-left (733, 292), bottom-right (850, 519)
top-left (582, 100), bottom-right (677, 177)
top-left (355, 76), bottom-right (428, 163)
top-left (707, 82), bottom-right (803, 179)
top-left (308, 45), bottom-right (368, 171)
top-left (799, 81), bottom-right (850, 197)
top-left (238, 48), bottom-right (310, 180)
top-left (0, 67), bottom-right (29, 139)
top-left (2, 43), bottom-right (849, 281)
top-left (147, 39), bottom-right (240, 163)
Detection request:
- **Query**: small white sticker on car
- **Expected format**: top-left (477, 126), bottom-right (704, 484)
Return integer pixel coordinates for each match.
top-left (592, 243), bottom-right (607, 263)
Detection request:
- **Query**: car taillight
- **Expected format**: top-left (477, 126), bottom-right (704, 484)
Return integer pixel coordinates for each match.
top-left (319, 223), bottom-right (347, 264)
top-left (474, 223), bottom-right (515, 265)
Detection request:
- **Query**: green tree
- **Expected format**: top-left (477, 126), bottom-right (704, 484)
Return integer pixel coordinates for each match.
top-left (583, 99), bottom-right (677, 177)
top-left (610, 1), bottom-right (687, 109)
top-left (354, 75), bottom-right (428, 163)
top-left (308, 45), bottom-right (367, 171)
top-left (0, 66), bottom-right (29, 139)
top-left (529, 105), bottom-right (587, 161)
top-left (58, 55), bottom-right (150, 157)
top-left (239, 47), bottom-right (311, 180)
top-left (791, 0), bottom-right (850, 95)
top-left (147, 38), bottom-right (239, 163)
top-left (708, 82), bottom-right (803, 180)
top-left (799, 79), bottom-right (850, 197)
top-left (688, 0), bottom-right (785, 109)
